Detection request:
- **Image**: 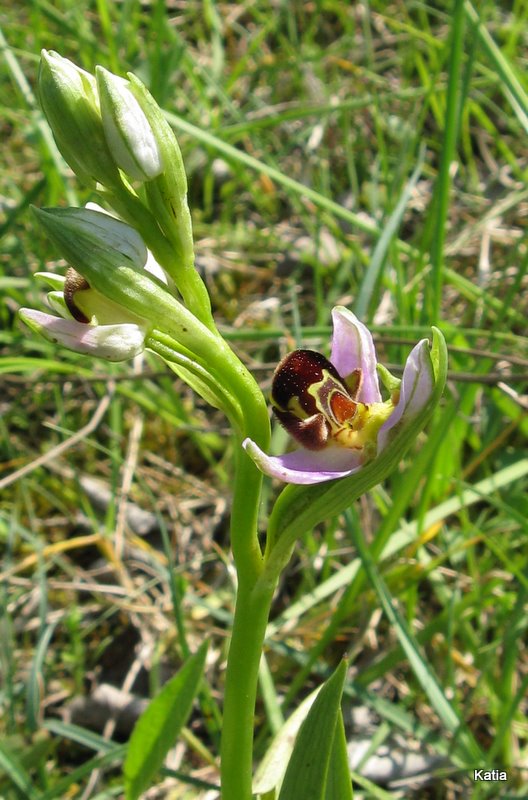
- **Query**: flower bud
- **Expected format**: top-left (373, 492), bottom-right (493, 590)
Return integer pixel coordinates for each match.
top-left (32, 206), bottom-right (221, 361)
top-left (96, 66), bottom-right (162, 182)
top-left (62, 267), bottom-right (147, 327)
top-left (38, 50), bottom-right (120, 187)
top-left (19, 309), bottom-right (146, 362)
top-left (126, 75), bottom-right (194, 266)
top-left (32, 207), bottom-right (164, 323)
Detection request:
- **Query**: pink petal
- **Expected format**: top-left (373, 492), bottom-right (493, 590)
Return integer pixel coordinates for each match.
top-left (242, 438), bottom-right (363, 485)
top-left (377, 338), bottom-right (433, 451)
top-left (330, 307), bottom-right (381, 403)
top-left (19, 309), bottom-right (145, 361)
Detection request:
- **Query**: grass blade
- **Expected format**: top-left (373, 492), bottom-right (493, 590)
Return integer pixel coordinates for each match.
top-left (355, 149), bottom-right (425, 318)
top-left (346, 511), bottom-right (483, 765)
top-left (0, 740), bottom-right (40, 800)
top-left (428, 0), bottom-right (466, 323)
top-left (465, 1), bottom-right (528, 134)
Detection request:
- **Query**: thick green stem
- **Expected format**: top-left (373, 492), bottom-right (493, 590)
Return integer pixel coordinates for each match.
top-left (220, 578), bottom-right (276, 800)
top-left (219, 438), bottom-right (275, 799)
top-left (229, 446), bottom-right (266, 581)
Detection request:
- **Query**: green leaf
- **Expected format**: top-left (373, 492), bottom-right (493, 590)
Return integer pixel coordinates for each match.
top-left (254, 685), bottom-right (323, 797)
top-left (124, 640), bottom-right (208, 800)
top-left (325, 710), bottom-right (353, 800)
top-left (27, 621), bottom-right (57, 731)
top-left (464, 1), bottom-right (528, 135)
top-left (355, 149), bottom-right (425, 318)
top-left (278, 659), bottom-right (348, 800)
top-left (44, 719), bottom-right (123, 753)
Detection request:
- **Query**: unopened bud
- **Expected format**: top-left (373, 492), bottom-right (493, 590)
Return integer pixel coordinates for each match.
top-left (38, 50), bottom-right (119, 187)
top-left (96, 66), bottom-right (162, 182)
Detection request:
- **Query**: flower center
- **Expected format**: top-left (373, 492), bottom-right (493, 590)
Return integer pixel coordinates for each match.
top-left (271, 348), bottom-right (394, 454)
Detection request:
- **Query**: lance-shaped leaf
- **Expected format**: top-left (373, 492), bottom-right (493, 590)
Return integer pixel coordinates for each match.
top-left (278, 660), bottom-right (350, 800)
top-left (124, 641), bottom-right (208, 800)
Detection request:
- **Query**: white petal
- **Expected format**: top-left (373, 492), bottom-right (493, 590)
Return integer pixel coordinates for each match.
top-left (377, 338), bottom-right (433, 451)
top-left (243, 438), bottom-right (363, 485)
top-left (19, 309), bottom-right (146, 362)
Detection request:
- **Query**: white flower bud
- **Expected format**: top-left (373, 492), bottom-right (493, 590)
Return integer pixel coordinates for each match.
top-left (96, 66), bottom-right (162, 181)
top-left (19, 309), bottom-right (146, 362)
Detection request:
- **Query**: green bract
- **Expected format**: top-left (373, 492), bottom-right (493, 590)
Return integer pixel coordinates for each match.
top-left (27, 206), bottom-right (270, 446)
top-left (125, 75), bottom-right (213, 324)
top-left (32, 207), bottom-right (201, 347)
top-left (126, 74), bottom-right (194, 267)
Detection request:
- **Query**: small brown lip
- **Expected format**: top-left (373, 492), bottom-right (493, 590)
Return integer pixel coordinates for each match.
top-left (64, 267), bottom-right (91, 323)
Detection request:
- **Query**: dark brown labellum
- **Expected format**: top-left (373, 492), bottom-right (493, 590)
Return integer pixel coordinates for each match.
top-left (273, 407), bottom-right (329, 450)
top-left (271, 349), bottom-right (361, 450)
top-left (272, 350), bottom-right (341, 416)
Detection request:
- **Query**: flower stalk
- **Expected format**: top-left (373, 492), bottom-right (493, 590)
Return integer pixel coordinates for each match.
top-left (220, 577), bottom-right (276, 800)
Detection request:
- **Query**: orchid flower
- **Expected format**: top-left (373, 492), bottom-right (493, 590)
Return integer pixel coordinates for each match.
top-left (18, 206), bottom-right (170, 362)
top-left (243, 307), bottom-right (436, 484)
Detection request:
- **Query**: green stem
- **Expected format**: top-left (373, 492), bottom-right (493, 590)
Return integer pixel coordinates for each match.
top-left (103, 181), bottom-right (216, 330)
top-left (219, 437), bottom-right (276, 799)
top-left (110, 158), bottom-right (273, 793)
top-left (229, 446), bottom-right (266, 582)
top-left (220, 578), bottom-right (276, 800)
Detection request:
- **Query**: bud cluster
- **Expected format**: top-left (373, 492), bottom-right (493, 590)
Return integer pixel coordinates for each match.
top-left (38, 51), bottom-right (162, 188)
top-left (19, 53), bottom-right (271, 450)
top-left (36, 51), bottom-right (211, 324)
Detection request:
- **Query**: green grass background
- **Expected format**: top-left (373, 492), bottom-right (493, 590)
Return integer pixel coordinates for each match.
top-left (1, 1), bottom-right (527, 798)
